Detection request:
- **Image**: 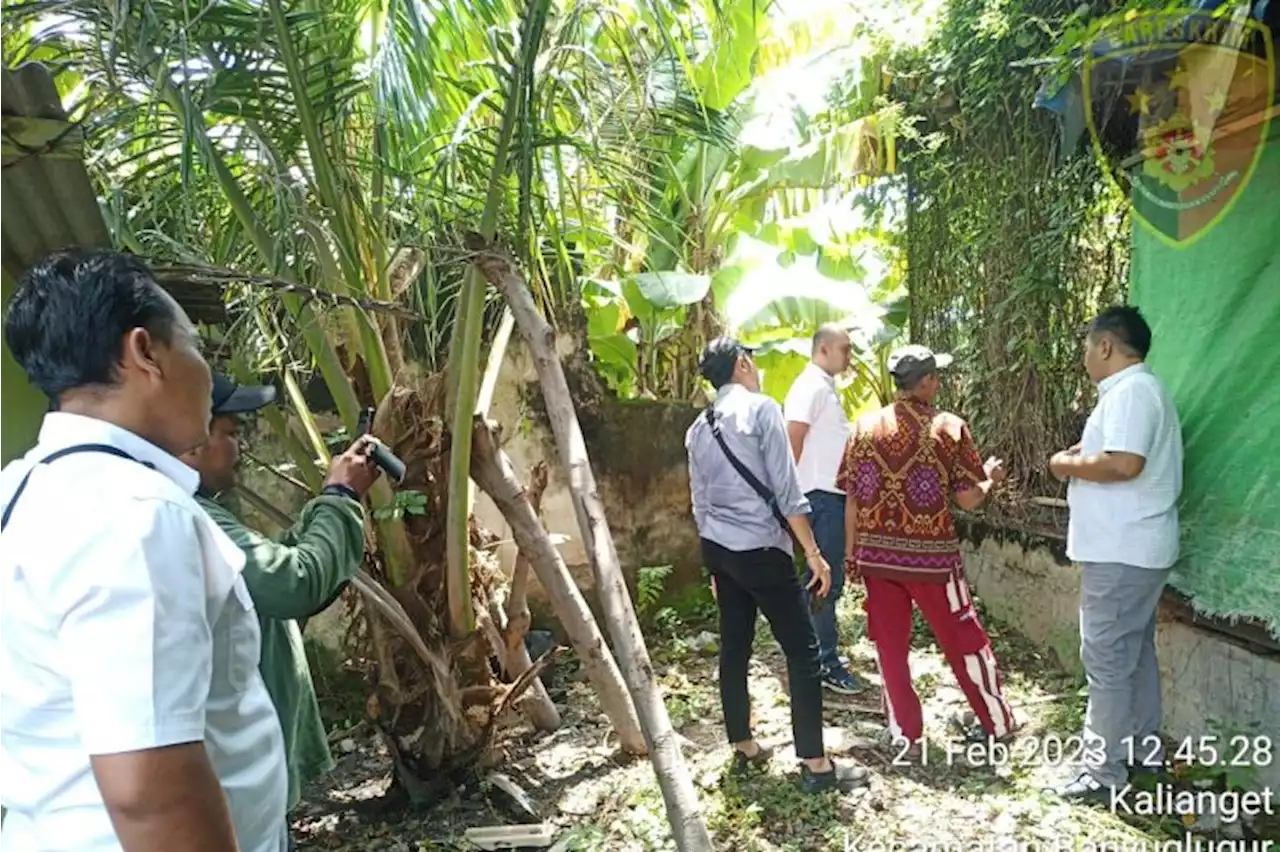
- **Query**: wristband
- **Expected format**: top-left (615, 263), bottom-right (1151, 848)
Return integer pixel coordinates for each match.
top-left (322, 483), bottom-right (360, 501)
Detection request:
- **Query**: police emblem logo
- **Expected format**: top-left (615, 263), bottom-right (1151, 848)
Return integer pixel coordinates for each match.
top-left (1083, 8), bottom-right (1275, 248)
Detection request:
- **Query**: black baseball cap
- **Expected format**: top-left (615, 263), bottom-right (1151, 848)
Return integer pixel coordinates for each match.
top-left (887, 345), bottom-right (954, 381)
top-left (211, 372), bottom-right (277, 416)
top-left (698, 337), bottom-right (754, 388)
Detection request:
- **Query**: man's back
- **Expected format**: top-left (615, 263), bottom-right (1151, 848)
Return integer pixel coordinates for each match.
top-left (685, 383), bottom-right (809, 555)
top-left (839, 398), bottom-right (987, 582)
top-left (0, 416), bottom-right (287, 852)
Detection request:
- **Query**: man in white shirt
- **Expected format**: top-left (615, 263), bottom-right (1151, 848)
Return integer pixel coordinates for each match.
top-left (1048, 305), bottom-right (1183, 801)
top-left (1, 249), bottom-right (288, 852)
top-left (784, 325), bottom-right (864, 694)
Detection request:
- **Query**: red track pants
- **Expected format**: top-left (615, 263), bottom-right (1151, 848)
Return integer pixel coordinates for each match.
top-left (864, 573), bottom-right (1016, 744)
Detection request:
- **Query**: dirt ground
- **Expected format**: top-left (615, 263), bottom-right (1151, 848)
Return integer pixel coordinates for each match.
top-left (295, 586), bottom-right (1275, 851)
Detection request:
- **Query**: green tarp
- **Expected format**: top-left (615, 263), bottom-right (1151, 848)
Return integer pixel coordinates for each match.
top-left (1129, 123), bottom-right (1280, 638)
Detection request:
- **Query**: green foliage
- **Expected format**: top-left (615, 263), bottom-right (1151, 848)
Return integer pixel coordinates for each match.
top-left (546, 824), bottom-right (608, 851)
top-left (710, 769), bottom-right (843, 850)
top-left (578, 7), bottom-right (904, 403)
top-left (636, 564), bottom-right (674, 618)
top-left (892, 0), bottom-right (1131, 517)
top-left (372, 491), bottom-right (429, 522)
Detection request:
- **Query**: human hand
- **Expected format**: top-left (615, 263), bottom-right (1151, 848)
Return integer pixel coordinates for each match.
top-left (710, 576), bottom-right (718, 603)
top-left (983, 456), bottom-right (1007, 485)
top-left (844, 553), bottom-right (862, 583)
top-left (325, 435), bottom-right (382, 497)
top-left (805, 551), bottom-right (832, 597)
top-left (1049, 450), bottom-right (1075, 483)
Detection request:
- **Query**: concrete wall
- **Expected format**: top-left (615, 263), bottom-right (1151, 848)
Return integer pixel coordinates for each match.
top-left (473, 333), bottom-right (705, 617)
top-left (961, 521), bottom-right (1280, 792)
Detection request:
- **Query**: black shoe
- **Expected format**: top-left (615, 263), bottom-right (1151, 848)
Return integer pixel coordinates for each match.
top-left (800, 760), bottom-right (870, 793)
top-left (730, 744), bottom-right (774, 777)
top-left (1052, 770), bottom-right (1113, 805)
top-left (821, 667), bottom-right (866, 695)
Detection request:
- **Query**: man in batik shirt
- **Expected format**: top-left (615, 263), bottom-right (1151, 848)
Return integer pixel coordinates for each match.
top-left (837, 345), bottom-right (1016, 751)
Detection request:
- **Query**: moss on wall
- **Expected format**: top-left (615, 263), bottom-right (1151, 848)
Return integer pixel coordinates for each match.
top-left (582, 396), bottom-right (700, 493)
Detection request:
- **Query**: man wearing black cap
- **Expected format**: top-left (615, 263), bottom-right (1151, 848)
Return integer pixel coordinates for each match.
top-left (686, 337), bottom-right (868, 793)
top-left (181, 374), bottom-right (380, 843)
top-left (837, 345), bottom-right (1015, 753)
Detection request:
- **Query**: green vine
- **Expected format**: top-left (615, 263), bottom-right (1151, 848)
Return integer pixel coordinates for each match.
top-left (892, 0), bottom-right (1133, 525)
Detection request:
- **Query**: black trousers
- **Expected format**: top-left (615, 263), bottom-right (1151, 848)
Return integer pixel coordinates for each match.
top-left (702, 538), bottom-right (826, 760)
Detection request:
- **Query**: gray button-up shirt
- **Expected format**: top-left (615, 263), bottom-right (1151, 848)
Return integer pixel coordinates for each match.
top-left (686, 383), bottom-right (811, 555)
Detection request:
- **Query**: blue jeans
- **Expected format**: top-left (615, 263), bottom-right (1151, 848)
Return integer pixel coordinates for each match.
top-left (802, 490), bottom-right (847, 673)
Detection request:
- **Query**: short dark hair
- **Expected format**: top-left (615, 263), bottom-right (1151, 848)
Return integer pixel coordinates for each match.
top-left (699, 337), bottom-right (751, 389)
top-left (1089, 305), bottom-right (1151, 359)
top-left (4, 249), bottom-right (180, 398)
top-left (893, 370), bottom-right (930, 392)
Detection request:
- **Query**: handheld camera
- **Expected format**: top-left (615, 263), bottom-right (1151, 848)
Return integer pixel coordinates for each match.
top-left (354, 407), bottom-right (407, 485)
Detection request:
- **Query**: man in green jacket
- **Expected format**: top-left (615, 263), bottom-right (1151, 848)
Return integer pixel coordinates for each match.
top-left (181, 374), bottom-right (379, 845)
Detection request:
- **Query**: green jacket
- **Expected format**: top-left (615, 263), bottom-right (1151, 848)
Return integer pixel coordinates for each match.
top-left (197, 492), bottom-right (365, 811)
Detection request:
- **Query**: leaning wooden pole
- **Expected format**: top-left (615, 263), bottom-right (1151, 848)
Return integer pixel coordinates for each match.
top-left (470, 418), bottom-right (646, 755)
top-left (494, 460), bottom-right (561, 733)
top-left (476, 250), bottom-right (714, 852)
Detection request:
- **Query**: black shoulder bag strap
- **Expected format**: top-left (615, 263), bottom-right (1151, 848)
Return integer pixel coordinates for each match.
top-left (703, 407), bottom-right (795, 540)
top-left (703, 408), bottom-right (825, 607)
top-left (2, 444), bottom-right (149, 532)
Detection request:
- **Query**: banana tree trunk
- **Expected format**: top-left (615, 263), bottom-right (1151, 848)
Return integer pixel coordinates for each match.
top-left (470, 417), bottom-right (646, 754)
top-left (475, 251), bottom-right (711, 850)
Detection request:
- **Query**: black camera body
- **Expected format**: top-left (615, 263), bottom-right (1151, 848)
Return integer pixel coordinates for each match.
top-left (355, 408), bottom-right (407, 485)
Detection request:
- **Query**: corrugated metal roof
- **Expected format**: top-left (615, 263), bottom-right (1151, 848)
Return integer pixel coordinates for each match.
top-left (1, 62), bottom-right (226, 324)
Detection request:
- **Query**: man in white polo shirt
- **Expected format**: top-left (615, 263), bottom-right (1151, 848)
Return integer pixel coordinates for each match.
top-left (1049, 305), bottom-right (1183, 801)
top-left (1, 250), bottom-right (288, 852)
top-left (784, 324), bottom-right (864, 694)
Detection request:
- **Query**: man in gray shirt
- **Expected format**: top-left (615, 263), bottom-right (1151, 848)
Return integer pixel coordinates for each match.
top-left (686, 337), bottom-right (869, 793)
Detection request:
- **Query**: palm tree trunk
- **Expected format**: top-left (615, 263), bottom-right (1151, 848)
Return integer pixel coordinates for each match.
top-left (475, 251), bottom-right (713, 851)
top-left (469, 417), bottom-right (646, 754)
top-left (444, 0), bottom-right (553, 638)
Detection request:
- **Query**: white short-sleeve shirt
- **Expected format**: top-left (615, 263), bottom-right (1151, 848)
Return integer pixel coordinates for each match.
top-left (1, 413), bottom-right (288, 852)
top-left (783, 362), bottom-right (850, 495)
top-left (1067, 363), bottom-right (1184, 569)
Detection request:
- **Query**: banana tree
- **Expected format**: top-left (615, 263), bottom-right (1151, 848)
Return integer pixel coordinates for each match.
top-left (582, 270), bottom-right (712, 398)
top-left (718, 206), bottom-right (909, 415)
top-left (576, 2), bottom-right (902, 400)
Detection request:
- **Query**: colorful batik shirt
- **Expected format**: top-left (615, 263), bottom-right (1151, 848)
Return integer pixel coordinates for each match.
top-left (835, 398), bottom-right (987, 584)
